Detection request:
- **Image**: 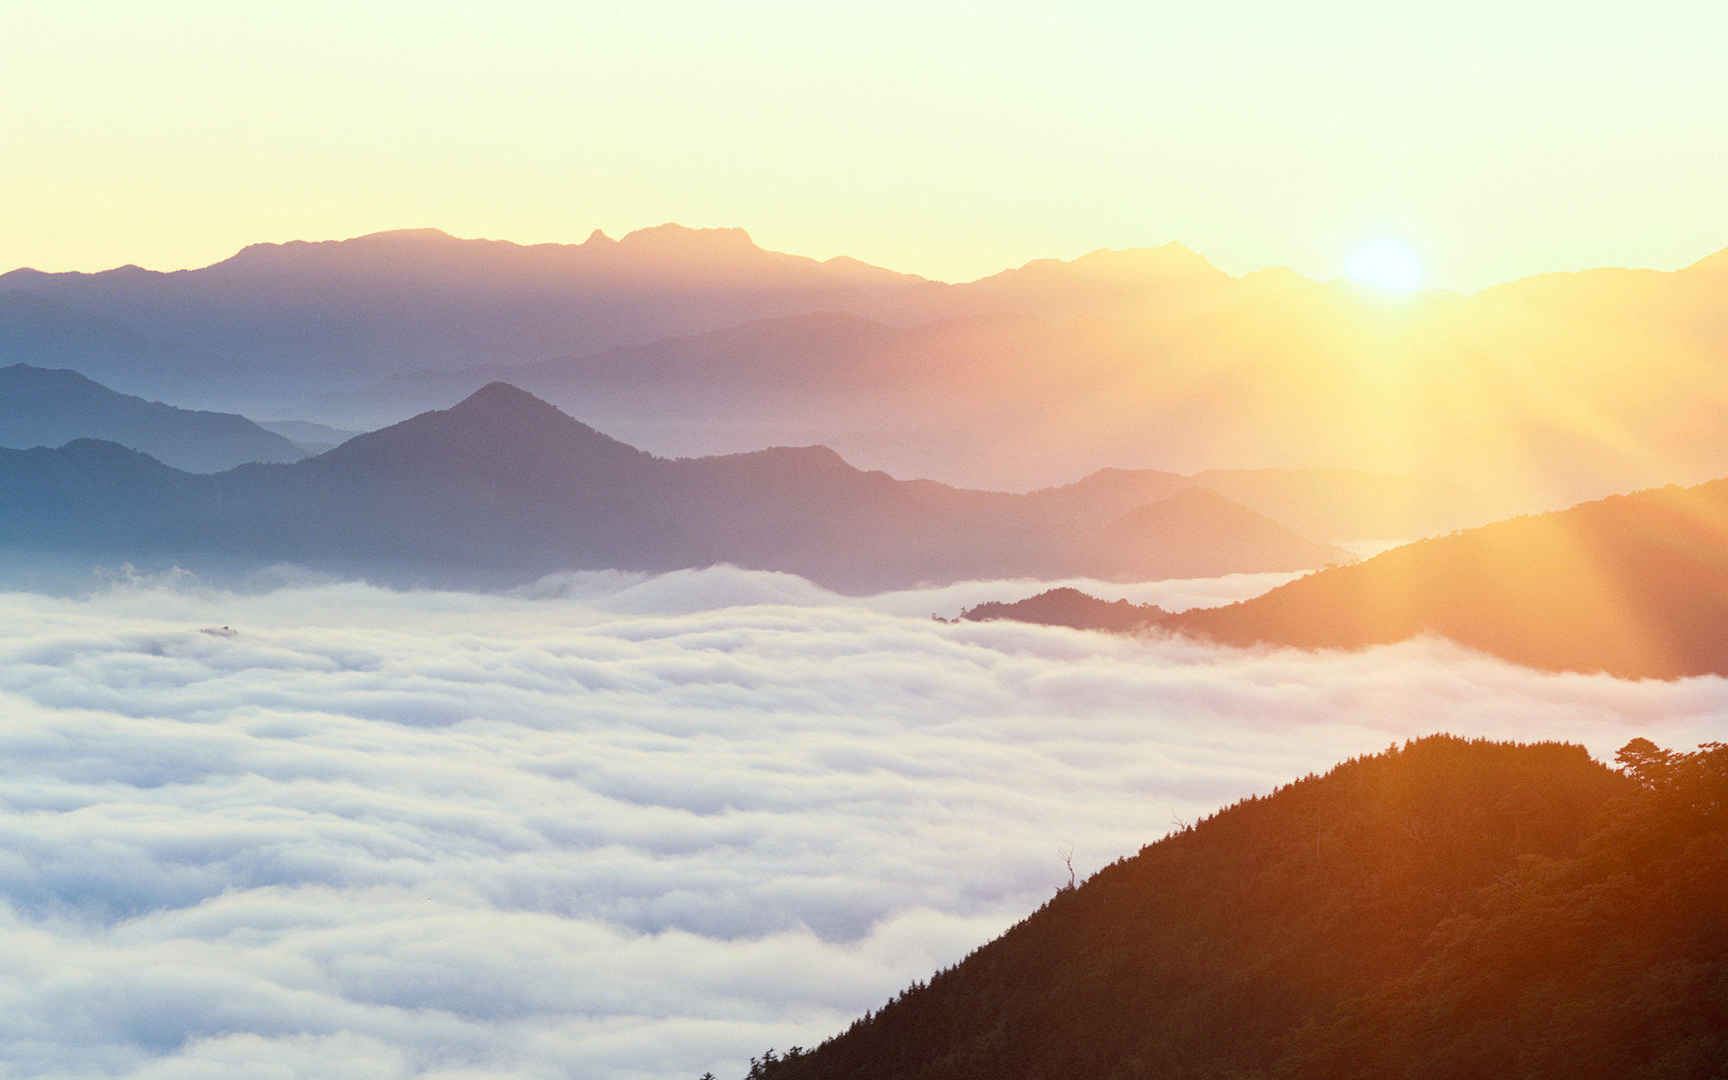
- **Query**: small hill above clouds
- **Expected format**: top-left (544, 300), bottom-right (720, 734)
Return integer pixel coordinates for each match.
top-left (745, 735), bottom-right (1728, 1080)
top-left (955, 587), bottom-right (1166, 632)
top-left (0, 364), bottom-right (302, 472)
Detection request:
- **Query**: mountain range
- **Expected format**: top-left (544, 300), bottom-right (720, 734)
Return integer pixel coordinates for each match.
top-left (0, 357), bottom-right (1512, 547)
top-left (741, 735), bottom-right (1728, 1080)
top-left (0, 226), bottom-right (930, 403)
top-left (7, 227), bottom-right (1727, 503)
top-left (0, 382), bottom-right (1347, 592)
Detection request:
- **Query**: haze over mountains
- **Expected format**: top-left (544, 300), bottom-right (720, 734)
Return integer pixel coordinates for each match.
top-left (0, 382), bottom-right (1346, 593)
top-left (6, 227), bottom-right (1727, 502)
top-left (253, 418), bottom-right (358, 456)
top-left (8, 226), bottom-right (1728, 675)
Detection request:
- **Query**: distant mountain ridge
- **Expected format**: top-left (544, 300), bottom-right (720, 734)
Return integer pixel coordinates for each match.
top-left (0, 226), bottom-right (939, 402)
top-left (961, 477), bottom-right (1728, 678)
top-left (8, 226), bottom-right (1728, 504)
top-left (0, 364), bottom-right (301, 472)
top-left (0, 382), bottom-right (1347, 593)
top-left (254, 418), bottom-right (357, 456)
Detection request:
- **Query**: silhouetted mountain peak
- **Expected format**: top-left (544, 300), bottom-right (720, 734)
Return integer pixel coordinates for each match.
top-left (1101, 487), bottom-right (1343, 555)
top-left (958, 587), bottom-right (1168, 633)
top-left (1069, 241), bottom-right (1223, 278)
top-left (584, 228), bottom-right (615, 246)
top-left (695, 443), bottom-right (852, 472)
top-left (222, 229), bottom-right (463, 269)
top-left (432, 381), bottom-right (631, 448)
top-left (317, 382), bottom-right (652, 479)
top-left (56, 438), bottom-right (178, 475)
top-left (973, 241), bottom-right (1227, 297)
top-left (355, 227), bottom-right (455, 243)
top-left (454, 380), bottom-right (563, 415)
top-left (0, 266), bottom-right (52, 287)
top-left (1137, 485), bottom-right (1250, 514)
top-left (1, 362), bottom-right (101, 388)
top-left (1068, 465), bottom-right (1190, 489)
top-left (617, 223), bottom-right (759, 257)
top-left (1, 362), bottom-right (112, 402)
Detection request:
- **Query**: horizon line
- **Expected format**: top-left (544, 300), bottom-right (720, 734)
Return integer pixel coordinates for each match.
top-left (5, 224), bottom-right (1725, 297)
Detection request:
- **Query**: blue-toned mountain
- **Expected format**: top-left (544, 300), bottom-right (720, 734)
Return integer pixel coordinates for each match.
top-left (0, 364), bottom-right (300, 472)
top-left (0, 383), bottom-right (1345, 593)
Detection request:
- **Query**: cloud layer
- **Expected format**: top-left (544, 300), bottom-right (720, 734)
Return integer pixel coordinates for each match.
top-left (1, 567), bottom-right (1723, 1079)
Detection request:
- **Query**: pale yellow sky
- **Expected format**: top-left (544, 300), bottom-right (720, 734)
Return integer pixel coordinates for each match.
top-left (4, 1), bottom-right (1725, 288)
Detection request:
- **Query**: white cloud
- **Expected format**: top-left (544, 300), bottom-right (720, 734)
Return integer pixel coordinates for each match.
top-left (0, 567), bottom-right (1721, 1078)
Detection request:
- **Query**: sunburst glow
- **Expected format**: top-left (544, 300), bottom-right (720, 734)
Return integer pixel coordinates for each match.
top-left (1346, 242), bottom-right (1424, 294)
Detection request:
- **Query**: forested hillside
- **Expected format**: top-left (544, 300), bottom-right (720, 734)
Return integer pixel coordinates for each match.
top-left (739, 736), bottom-right (1728, 1080)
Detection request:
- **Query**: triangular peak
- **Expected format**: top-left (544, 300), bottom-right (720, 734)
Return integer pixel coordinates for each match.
top-left (451, 381), bottom-right (558, 412)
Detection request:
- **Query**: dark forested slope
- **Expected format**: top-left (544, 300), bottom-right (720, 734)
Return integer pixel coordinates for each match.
top-left (744, 736), bottom-right (1728, 1080)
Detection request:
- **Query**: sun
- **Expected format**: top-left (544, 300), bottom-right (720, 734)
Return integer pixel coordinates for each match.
top-left (1345, 242), bottom-right (1424, 295)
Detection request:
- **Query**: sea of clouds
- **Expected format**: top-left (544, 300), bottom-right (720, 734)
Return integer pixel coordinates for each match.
top-left (1, 566), bottom-right (1723, 1079)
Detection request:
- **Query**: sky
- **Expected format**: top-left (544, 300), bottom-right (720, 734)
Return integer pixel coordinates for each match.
top-left (4, 1), bottom-right (1726, 288)
top-left (2, 566), bottom-right (1724, 1079)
